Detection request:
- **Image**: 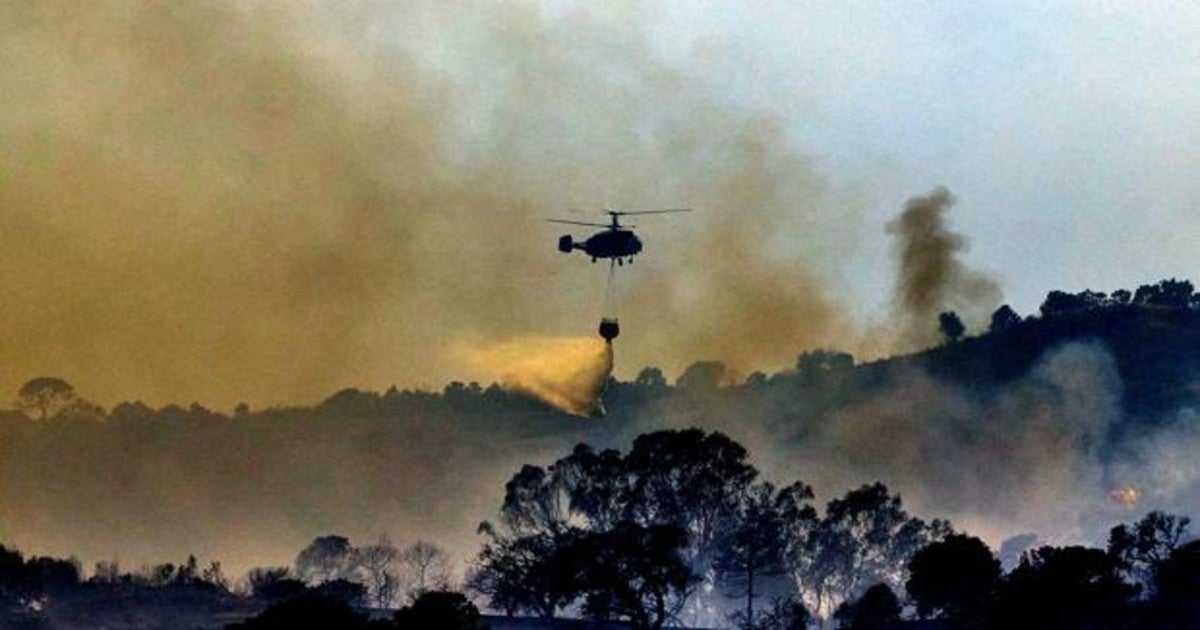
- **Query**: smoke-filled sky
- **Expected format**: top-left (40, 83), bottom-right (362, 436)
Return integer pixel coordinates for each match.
top-left (3, 2), bottom-right (1198, 408)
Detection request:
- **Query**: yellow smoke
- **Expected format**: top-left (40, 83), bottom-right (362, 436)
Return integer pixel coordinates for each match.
top-left (0, 2), bottom-right (866, 409)
top-left (461, 337), bottom-right (614, 417)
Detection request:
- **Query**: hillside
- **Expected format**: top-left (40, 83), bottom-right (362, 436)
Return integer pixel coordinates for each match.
top-left (906, 305), bottom-right (1200, 421)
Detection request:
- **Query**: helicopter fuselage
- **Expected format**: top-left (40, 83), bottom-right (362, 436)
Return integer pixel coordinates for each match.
top-left (559, 229), bottom-right (643, 260)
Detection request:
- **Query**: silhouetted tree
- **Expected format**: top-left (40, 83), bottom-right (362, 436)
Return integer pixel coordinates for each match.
top-left (1040, 290), bottom-right (1092, 317)
top-left (624, 429), bottom-right (758, 570)
top-left (1111, 288), bottom-right (1132, 305)
top-left (906, 534), bottom-right (999, 622)
top-left (499, 464), bottom-right (569, 535)
top-left (791, 483), bottom-right (948, 617)
top-left (0, 545), bottom-right (29, 602)
top-left (1134, 278), bottom-right (1194, 308)
top-left (561, 522), bottom-right (698, 630)
top-left (994, 546), bottom-right (1136, 628)
top-left (833, 583), bottom-right (901, 630)
top-left (16, 377), bottom-right (76, 420)
top-left (469, 528), bottom-right (577, 619)
top-left (989, 304), bottom-right (1021, 333)
top-left (24, 555), bottom-right (80, 594)
top-left (355, 536), bottom-right (400, 607)
top-left (482, 432), bottom-right (746, 621)
top-left (148, 562), bottom-right (177, 587)
top-left (295, 535), bottom-right (354, 584)
top-left (714, 483), bottom-right (791, 628)
top-left (938, 311), bottom-right (965, 343)
top-left (393, 590), bottom-right (486, 629)
top-left (552, 444), bottom-right (629, 532)
top-left (1150, 539), bottom-right (1200, 627)
top-left (400, 541), bottom-right (451, 600)
top-left (1108, 510), bottom-right (1191, 587)
top-left (201, 560), bottom-right (229, 591)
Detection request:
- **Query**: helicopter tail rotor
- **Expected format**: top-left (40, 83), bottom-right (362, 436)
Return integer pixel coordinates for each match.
top-left (558, 235), bottom-right (575, 253)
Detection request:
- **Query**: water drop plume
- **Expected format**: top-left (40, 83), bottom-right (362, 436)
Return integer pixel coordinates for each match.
top-left (462, 336), bottom-right (613, 417)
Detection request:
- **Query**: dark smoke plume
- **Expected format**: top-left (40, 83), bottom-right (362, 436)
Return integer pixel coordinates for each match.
top-left (887, 187), bottom-right (1001, 348)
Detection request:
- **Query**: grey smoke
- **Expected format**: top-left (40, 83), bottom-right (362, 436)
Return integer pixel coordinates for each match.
top-left (888, 187), bottom-right (1003, 348)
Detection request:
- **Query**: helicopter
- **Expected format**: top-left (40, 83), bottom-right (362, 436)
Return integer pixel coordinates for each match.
top-left (547, 208), bottom-right (690, 264)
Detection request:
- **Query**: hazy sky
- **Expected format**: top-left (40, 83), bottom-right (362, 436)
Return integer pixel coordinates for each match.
top-left (626, 0), bottom-right (1200, 315)
top-left (2, 2), bottom-right (1198, 408)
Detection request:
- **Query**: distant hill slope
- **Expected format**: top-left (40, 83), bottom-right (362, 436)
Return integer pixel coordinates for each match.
top-left (892, 305), bottom-right (1200, 421)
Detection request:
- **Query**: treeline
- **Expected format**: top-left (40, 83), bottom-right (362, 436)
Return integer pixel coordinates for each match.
top-left (465, 429), bottom-right (1200, 629)
top-left (928, 278), bottom-right (1200, 343)
top-left (1036, 278), bottom-right (1199, 319)
top-left (2, 429), bottom-right (1200, 628)
top-left (0, 547), bottom-right (249, 628)
top-left (2, 279), bottom-right (1198, 432)
top-left (0, 532), bottom-right (470, 628)
top-left (965, 277), bottom-right (1199, 338)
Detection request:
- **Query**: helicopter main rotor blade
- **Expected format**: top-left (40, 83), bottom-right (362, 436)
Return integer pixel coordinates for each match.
top-left (609, 208), bottom-right (692, 216)
top-left (546, 218), bottom-right (611, 227)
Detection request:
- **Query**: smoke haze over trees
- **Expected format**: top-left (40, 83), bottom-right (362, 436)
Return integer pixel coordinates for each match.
top-left (5, 277), bottom-right (1200, 590)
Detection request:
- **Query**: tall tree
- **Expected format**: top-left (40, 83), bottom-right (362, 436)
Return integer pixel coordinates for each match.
top-left (400, 540), bottom-right (451, 599)
top-left (791, 483), bottom-right (948, 617)
top-left (714, 483), bottom-right (791, 628)
top-left (624, 429), bottom-right (758, 569)
top-left (1108, 511), bottom-right (1191, 587)
top-left (355, 536), bottom-right (400, 607)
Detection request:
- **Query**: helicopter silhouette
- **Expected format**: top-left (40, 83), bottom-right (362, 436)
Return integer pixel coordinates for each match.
top-left (547, 209), bottom-right (690, 265)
